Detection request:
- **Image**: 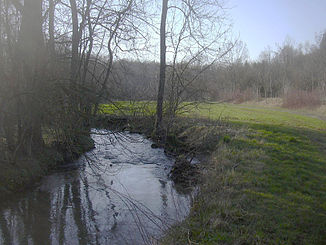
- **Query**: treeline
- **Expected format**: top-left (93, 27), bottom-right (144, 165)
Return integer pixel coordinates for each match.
top-left (107, 35), bottom-right (326, 104)
top-left (220, 36), bottom-right (326, 101)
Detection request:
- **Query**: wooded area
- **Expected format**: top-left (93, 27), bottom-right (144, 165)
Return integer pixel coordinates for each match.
top-left (0, 0), bottom-right (325, 164)
top-left (0, 0), bottom-right (236, 162)
top-left (0, 0), bottom-right (148, 163)
top-left (105, 36), bottom-right (326, 104)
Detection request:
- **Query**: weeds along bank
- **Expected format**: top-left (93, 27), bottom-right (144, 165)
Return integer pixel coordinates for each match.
top-left (0, 134), bottom-right (95, 198)
top-left (99, 103), bottom-right (326, 244)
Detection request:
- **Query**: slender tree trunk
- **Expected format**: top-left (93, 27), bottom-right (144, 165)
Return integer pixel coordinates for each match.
top-left (155, 0), bottom-right (168, 135)
top-left (70, 0), bottom-right (79, 83)
top-left (0, 0), bottom-right (3, 64)
top-left (81, 0), bottom-right (93, 127)
top-left (48, 0), bottom-right (55, 58)
top-left (269, 75), bottom-right (272, 97)
top-left (81, 0), bottom-right (93, 86)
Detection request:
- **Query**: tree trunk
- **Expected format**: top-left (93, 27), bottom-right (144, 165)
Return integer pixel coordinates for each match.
top-left (155, 0), bottom-right (168, 136)
top-left (48, 0), bottom-right (55, 58)
top-left (70, 0), bottom-right (79, 83)
top-left (18, 0), bottom-right (44, 155)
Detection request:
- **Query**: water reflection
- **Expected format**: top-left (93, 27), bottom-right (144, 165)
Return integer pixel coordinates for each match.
top-left (0, 130), bottom-right (191, 245)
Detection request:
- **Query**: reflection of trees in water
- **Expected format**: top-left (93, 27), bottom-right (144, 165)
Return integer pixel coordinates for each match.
top-left (83, 174), bottom-right (100, 244)
top-left (0, 132), bottom-right (190, 245)
top-left (0, 190), bottom-right (52, 245)
top-left (57, 173), bottom-right (102, 245)
top-left (72, 178), bottom-right (88, 245)
top-left (0, 207), bottom-right (13, 244)
top-left (58, 182), bottom-right (70, 245)
top-left (0, 175), bottom-right (166, 244)
top-left (0, 173), bottom-right (101, 245)
top-left (26, 191), bottom-right (52, 245)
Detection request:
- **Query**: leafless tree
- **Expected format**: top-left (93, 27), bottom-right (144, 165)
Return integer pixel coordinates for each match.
top-left (155, 0), bottom-right (168, 135)
top-left (154, 0), bottom-right (235, 137)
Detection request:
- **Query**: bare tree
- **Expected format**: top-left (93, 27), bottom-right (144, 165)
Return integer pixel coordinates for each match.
top-left (155, 0), bottom-right (168, 136)
top-left (154, 0), bottom-right (234, 138)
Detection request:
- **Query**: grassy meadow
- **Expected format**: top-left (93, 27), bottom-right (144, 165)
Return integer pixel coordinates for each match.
top-left (102, 101), bottom-right (326, 244)
top-left (100, 101), bottom-right (326, 130)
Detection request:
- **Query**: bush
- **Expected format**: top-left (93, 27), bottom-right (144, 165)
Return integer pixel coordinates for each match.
top-left (222, 89), bottom-right (255, 104)
top-left (282, 89), bottom-right (322, 109)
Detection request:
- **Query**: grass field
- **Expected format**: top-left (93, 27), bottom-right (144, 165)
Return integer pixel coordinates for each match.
top-left (194, 103), bottom-right (326, 130)
top-left (101, 101), bottom-right (326, 130)
top-left (102, 101), bottom-right (326, 244)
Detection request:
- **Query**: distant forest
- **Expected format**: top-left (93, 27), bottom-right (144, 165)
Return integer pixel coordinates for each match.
top-left (109, 35), bottom-right (326, 102)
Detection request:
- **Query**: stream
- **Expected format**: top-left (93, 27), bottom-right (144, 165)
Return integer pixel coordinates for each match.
top-left (0, 130), bottom-right (192, 245)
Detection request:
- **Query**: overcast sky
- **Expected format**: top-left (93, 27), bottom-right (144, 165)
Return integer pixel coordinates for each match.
top-left (229, 0), bottom-right (326, 60)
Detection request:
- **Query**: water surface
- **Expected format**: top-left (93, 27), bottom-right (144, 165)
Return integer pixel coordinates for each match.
top-left (0, 130), bottom-right (191, 245)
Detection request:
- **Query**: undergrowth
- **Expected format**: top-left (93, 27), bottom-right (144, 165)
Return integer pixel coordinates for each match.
top-left (282, 90), bottom-right (322, 109)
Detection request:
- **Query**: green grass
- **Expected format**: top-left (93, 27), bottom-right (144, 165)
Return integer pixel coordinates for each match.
top-left (193, 103), bottom-right (326, 130)
top-left (101, 101), bottom-right (326, 130)
top-left (99, 101), bottom-right (156, 116)
top-left (102, 101), bottom-right (326, 244)
top-left (161, 120), bottom-right (326, 244)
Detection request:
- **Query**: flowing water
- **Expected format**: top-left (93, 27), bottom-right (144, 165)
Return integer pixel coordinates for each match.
top-left (0, 130), bottom-right (192, 245)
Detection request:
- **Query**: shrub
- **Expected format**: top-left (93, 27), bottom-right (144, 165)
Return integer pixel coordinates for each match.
top-left (282, 89), bottom-right (322, 109)
top-left (222, 89), bottom-right (255, 104)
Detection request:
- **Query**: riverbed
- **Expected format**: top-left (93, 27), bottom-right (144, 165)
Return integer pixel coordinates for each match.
top-left (0, 130), bottom-right (192, 245)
